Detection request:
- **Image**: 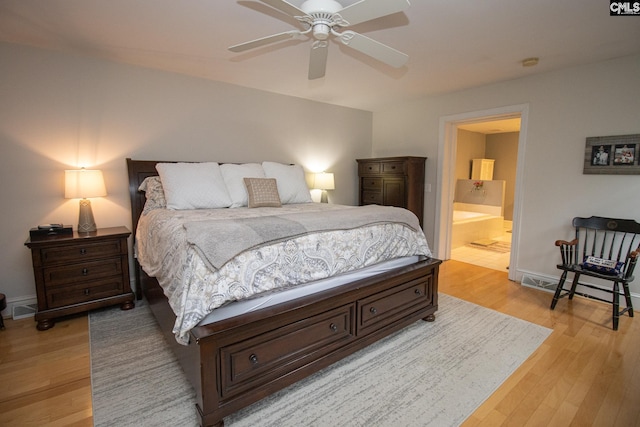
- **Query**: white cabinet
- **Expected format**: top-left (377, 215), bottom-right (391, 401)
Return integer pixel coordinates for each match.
top-left (471, 159), bottom-right (494, 180)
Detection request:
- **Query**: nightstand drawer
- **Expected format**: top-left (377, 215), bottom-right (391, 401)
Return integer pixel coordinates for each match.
top-left (46, 277), bottom-right (124, 308)
top-left (41, 240), bottom-right (122, 265)
top-left (381, 161), bottom-right (404, 174)
top-left (43, 258), bottom-right (123, 287)
top-left (361, 191), bottom-right (383, 204)
top-left (361, 177), bottom-right (382, 190)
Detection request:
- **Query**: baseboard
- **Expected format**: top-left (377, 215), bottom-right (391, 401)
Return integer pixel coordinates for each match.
top-left (517, 269), bottom-right (640, 309)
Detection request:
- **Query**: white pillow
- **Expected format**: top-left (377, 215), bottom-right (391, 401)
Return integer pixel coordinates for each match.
top-left (262, 161), bottom-right (312, 204)
top-left (155, 162), bottom-right (232, 209)
top-left (220, 163), bottom-right (266, 207)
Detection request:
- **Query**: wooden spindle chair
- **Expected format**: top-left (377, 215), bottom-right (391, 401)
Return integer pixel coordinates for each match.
top-left (550, 216), bottom-right (640, 330)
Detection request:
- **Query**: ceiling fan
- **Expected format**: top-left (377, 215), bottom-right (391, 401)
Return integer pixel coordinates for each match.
top-left (229, 0), bottom-right (411, 79)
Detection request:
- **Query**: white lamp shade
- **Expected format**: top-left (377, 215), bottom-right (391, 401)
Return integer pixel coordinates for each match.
top-left (65, 169), bottom-right (107, 199)
top-left (313, 172), bottom-right (335, 190)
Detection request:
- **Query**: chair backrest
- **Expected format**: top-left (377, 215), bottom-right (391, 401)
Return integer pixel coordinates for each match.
top-left (572, 216), bottom-right (640, 275)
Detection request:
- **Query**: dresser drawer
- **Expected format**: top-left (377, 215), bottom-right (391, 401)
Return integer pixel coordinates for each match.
top-left (43, 258), bottom-right (123, 287)
top-left (40, 240), bottom-right (123, 265)
top-left (358, 162), bottom-right (381, 175)
top-left (381, 161), bottom-right (404, 174)
top-left (220, 304), bottom-right (355, 398)
top-left (361, 191), bottom-right (383, 205)
top-left (46, 277), bottom-right (124, 308)
top-left (361, 177), bottom-right (382, 190)
top-left (357, 275), bottom-right (433, 335)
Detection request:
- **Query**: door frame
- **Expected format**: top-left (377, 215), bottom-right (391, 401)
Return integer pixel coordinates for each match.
top-left (434, 104), bottom-right (529, 281)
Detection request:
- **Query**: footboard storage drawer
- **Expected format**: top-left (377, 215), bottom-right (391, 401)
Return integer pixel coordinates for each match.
top-left (220, 304), bottom-right (355, 398)
top-left (357, 274), bottom-right (433, 335)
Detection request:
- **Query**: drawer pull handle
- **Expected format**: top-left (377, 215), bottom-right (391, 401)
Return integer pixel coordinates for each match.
top-left (370, 307), bottom-right (377, 315)
top-left (84, 289), bottom-right (90, 296)
top-left (249, 354), bottom-right (259, 365)
top-left (82, 268), bottom-right (89, 276)
top-left (329, 323), bottom-right (338, 332)
top-left (80, 248), bottom-right (87, 255)
top-left (391, 165), bottom-right (396, 169)
top-left (415, 289), bottom-right (422, 295)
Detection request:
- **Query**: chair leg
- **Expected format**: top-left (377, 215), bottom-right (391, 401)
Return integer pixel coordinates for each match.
top-left (622, 281), bottom-right (634, 318)
top-left (613, 282), bottom-right (620, 331)
top-left (551, 271), bottom-right (568, 310)
top-left (568, 273), bottom-right (580, 300)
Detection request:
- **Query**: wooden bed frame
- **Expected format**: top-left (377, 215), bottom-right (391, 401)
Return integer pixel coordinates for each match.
top-left (126, 158), bottom-right (441, 427)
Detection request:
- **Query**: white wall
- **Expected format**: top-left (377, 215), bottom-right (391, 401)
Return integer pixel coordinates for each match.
top-left (373, 54), bottom-right (640, 297)
top-left (486, 132), bottom-right (518, 221)
top-left (0, 42), bottom-right (372, 313)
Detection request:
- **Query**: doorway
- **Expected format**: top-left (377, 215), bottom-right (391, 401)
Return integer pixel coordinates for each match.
top-left (435, 104), bottom-right (529, 281)
top-left (449, 120), bottom-right (519, 272)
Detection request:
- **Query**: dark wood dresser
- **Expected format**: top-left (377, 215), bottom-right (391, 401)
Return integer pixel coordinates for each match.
top-left (357, 156), bottom-right (426, 227)
top-left (25, 226), bottom-right (135, 330)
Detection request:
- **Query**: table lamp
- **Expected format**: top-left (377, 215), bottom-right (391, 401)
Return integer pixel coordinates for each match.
top-left (313, 172), bottom-right (335, 203)
top-left (65, 168), bottom-right (107, 232)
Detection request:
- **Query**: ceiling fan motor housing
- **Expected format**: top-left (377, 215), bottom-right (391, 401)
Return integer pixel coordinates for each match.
top-left (301, 0), bottom-right (344, 40)
top-left (313, 23), bottom-right (331, 40)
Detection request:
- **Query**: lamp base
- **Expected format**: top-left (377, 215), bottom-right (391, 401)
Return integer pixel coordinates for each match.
top-left (78, 198), bottom-right (97, 233)
top-left (320, 190), bottom-right (328, 203)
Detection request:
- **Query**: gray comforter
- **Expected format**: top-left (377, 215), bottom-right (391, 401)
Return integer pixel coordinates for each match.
top-left (185, 204), bottom-right (421, 269)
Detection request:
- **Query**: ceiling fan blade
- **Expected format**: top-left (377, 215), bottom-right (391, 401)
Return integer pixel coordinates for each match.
top-left (259, 0), bottom-right (307, 17)
top-left (229, 30), bottom-right (300, 52)
top-left (308, 41), bottom-right (328, 79)
top-left (336, 0), bottom-right (410, 26)
top-left (338, 31), bottom-right (408, 67)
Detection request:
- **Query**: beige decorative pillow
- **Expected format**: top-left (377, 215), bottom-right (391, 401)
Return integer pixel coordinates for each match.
top-left (244, 178), bottom-right (282, 208)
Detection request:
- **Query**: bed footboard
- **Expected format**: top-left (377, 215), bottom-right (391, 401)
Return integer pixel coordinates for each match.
top-left (147, 257), bottom-right (440, 427)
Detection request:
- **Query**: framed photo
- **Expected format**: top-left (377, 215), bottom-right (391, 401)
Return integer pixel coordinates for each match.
top-left (613, 144), bottom-right (635, 165)
top-left (583, 134), bottom-right (640, 175)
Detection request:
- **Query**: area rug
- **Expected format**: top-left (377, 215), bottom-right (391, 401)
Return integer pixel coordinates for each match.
top-left (469, 240), bottom-right (511, 253)
top-left (90, 294), bottom-right (551, 427)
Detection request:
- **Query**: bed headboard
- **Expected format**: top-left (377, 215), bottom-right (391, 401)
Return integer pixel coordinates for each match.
top-left (126, 158), bottom-right (171, 236)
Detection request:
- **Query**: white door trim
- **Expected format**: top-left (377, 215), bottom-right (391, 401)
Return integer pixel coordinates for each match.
top-left (435, 104), bottom-right (529, 281)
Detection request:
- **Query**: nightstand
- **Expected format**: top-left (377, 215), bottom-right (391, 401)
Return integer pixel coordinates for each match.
top-left (25, 226), bottom-right (135, 330)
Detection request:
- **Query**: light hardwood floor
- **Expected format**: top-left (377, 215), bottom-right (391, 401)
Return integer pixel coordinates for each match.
top-left (1, 260), bottom-right (638, 426)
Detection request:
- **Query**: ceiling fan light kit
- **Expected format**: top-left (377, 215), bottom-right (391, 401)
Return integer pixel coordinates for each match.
top-left (229, 0), bottom-right (411, 79)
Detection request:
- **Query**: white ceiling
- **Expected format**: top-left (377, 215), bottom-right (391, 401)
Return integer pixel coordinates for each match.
top-left (1, 0), bottom-right (638, 112)
top-left (458, 118), bottom-right (521, 135)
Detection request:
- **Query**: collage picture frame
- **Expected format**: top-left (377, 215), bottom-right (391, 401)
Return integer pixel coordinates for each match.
top-left (583, 134), bottom-right (640, 175)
